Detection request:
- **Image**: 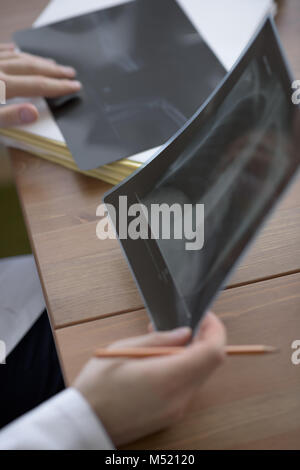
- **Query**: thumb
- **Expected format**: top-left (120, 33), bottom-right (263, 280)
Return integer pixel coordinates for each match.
top-left (108, 326), bottom-right (192, 350)
top-left (0, 103), bottom-right (38, 127)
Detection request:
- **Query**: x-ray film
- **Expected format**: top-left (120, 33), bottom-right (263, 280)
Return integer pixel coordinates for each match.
top-left (104, 18), bottom-right (300, 331)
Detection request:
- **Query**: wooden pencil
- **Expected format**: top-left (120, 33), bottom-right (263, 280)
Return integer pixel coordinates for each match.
top-left (94, 345), bottom-right (279, 358)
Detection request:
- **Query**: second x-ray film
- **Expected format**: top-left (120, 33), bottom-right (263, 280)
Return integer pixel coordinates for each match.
top-left (15, 0), bottom-right (225, 170)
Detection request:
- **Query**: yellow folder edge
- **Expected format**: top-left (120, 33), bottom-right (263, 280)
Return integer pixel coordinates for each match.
top-left (0, 127), bottom-right (144, 185)
top-left (0, 128), bottom-right (142, 171)
top-left (29, 149), bottom-right (128, 185)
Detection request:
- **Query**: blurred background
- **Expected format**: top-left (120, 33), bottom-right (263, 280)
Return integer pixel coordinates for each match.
top-left (0, 145), bottom-right (31, 258)
top-left (0, 0), bottom-right (48, 259)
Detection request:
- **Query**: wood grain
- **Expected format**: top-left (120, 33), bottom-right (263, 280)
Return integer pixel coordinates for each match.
top-left (56, 273), bottom-right (300, 450)
top-left (11, 149), bottom-right (300, 326)
top-left (0, 0), bottom-right (49, 43)
top-left (11, 152), bottom-right (143, 326)
top-left (276, 0), bottom-right (300, 78)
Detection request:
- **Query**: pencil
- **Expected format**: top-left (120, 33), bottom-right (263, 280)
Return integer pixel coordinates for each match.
top-left (94, 345), bottom-right (279, 358)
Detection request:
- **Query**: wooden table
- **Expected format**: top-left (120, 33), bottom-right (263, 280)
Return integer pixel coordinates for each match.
top-left (2, 0), bottom-right (300, 450)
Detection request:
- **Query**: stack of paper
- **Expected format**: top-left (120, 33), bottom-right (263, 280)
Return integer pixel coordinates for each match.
top-left (0, 0), bottom-right (275, 185)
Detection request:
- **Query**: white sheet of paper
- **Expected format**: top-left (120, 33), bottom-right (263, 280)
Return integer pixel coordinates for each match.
top-left (8, 0), bottom-right (275, 164)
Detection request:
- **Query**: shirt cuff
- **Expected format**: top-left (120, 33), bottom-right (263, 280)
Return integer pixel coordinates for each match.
top-left (0, 388), bottom-right (115, 450)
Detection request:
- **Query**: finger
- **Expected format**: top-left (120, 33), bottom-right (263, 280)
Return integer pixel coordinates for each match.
top-left (3, 74), bottom-right (82, 99)
top-left (194, 311), bottom-right (227, 346)
top-left (0, 57), bottom-right (76, 78)
top-left (0, 103), bottom-right (38, 127)
top-left (0, 43), bottom-right (15, 51)
top-left (0, 49), bottom-right (56, 64)
top-left (147, 322), bottom-right (154, 333)
top-left (151, 317), bottom-right (226, 387)
top-left (0, 51), bottom-right (56, 63)
top-left (109, 326), bottom-right (192, 350)
top-left (0, 51), bottom-right (20, 60)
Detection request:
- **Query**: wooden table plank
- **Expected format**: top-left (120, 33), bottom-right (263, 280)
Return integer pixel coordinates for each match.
top-left (277, 0), bottom-right (300, 78)
top-left (12, 149), bottom-right (300, 326)
top-left (0, 0), bottom-right (49, 44)
top-left (55, 272), bottom-right (300, 449)
top-left (11, 152), bottom-right (144, 326)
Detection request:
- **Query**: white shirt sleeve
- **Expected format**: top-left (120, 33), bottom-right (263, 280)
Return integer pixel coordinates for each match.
top-left (0, 388), bottom-right (114, 450)
top-left (0, 255), bottom-right (46, 357)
